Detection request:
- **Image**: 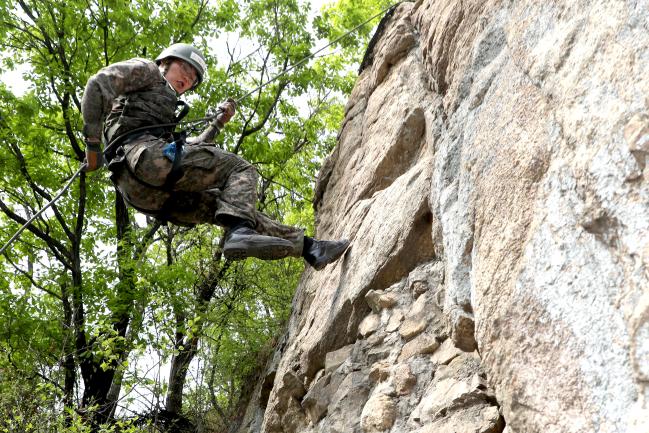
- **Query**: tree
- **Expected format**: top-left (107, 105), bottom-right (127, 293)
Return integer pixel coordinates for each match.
top-left (0, 0), bottom-right (384, 431)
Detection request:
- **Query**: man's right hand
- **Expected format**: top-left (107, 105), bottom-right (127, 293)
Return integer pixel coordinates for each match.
top-left (83, 138), bottom-right (103, 172)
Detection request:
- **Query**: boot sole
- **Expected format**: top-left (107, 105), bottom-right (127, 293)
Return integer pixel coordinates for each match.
top-left (223, 238), bottom-right (294, 261)
top-left (311, 240), bottom-right (351, 270)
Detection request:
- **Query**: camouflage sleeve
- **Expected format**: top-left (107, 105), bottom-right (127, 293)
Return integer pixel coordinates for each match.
top-left (81, 58), bottom-right (162, 141)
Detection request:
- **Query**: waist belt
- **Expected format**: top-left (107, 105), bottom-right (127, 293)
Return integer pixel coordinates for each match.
top-left (104, 126), bottom-right (170, 164)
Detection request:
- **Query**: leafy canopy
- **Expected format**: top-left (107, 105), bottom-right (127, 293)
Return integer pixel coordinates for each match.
top-left (0, 0), bottom-right (387, 430)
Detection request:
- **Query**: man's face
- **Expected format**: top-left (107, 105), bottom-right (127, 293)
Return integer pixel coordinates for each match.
top-left (164, 59), bottom-right (198, 94)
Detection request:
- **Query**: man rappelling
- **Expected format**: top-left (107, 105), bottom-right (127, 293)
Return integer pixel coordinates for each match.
top-left (81, 43), bottom-right (349, 270)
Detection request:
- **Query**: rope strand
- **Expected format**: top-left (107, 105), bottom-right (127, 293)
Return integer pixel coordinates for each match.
top-left (236, 2), bottom-right (397, 103)
top-left (0, 165), bottom-right (85, 255)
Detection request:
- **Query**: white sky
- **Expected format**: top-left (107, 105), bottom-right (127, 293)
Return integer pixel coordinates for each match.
top-left (0, 0), bottom-right (333, 97)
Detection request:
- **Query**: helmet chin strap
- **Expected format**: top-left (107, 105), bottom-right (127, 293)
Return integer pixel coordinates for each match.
top-left (167, 81), bottom-right (179, 95)
top-left (159, 63), bottom-right (170, 81)
top-left (159, 63), bottom-right (183, 95)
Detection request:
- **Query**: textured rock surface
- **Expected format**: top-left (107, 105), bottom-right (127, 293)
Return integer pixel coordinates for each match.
top-left (235, 1), bottom-right (649, 432)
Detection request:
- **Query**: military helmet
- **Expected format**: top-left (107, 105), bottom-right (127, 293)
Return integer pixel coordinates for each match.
top-left (155, 43), bottom-right (207, 88)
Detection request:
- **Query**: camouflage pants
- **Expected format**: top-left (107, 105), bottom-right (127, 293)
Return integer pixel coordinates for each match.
top-left (112, 135), bottom-right (304, 256)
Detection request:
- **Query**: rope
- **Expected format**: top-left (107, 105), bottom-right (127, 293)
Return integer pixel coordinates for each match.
top-left (0, 2), bottom-right (398, 256)
top-left (0, 165), bottom-right (85, 255)
top-left (236, 2), bottom-right (398, 103)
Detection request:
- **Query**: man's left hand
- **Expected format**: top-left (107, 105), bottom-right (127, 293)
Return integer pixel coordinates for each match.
top-left (216, 98), bottom-right (237, 126)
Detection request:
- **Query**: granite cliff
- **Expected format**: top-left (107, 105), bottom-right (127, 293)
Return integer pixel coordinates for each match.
top-left (236, 1), bottom-right (649, 432)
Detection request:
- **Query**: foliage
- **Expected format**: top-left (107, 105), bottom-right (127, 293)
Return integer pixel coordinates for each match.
top-left (314, 0), bottom-right (396, 64)
top-left (0, 0), bottom-right (384, 431)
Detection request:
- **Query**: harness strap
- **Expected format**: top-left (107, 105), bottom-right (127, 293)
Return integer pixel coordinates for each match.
top-left (104, 126), bottom-right (170, 164)
top-left (161, 131), bottom-right (187, 190)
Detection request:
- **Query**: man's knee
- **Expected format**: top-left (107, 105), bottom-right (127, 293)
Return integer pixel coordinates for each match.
top-left (164, 190), bottom-right (219, 225)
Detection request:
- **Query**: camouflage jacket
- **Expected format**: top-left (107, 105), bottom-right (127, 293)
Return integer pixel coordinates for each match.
top-left (81, 58), bottom-right (178, 146)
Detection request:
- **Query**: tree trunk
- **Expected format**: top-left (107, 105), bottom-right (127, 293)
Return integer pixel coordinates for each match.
top-left (78, 193), bottom-right (137, 427)
top-left (60, 285), bottom-right (76, 427)
top-left (164, 255), bottom-right (229, 428)
top-left (166, 334), bottom-right (198, 414)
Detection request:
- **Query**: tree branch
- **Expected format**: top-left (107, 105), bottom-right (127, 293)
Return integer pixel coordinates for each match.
top-left (177, 0), bottom-right (209, 41)
top-left (3, 254), bottom-right (63, 300)
top-left (0, 198), bottom-right (73, 269)
top-left (7, 141), bottom-right (76, 242)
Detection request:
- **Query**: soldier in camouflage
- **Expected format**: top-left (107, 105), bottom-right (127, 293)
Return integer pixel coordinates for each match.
top-left (81, 43), bottom-right (349, 270)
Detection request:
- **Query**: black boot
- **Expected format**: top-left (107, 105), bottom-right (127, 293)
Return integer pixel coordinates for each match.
top-left (303, 237), bottom-right (350, 270)
top-left (223, 225), bottom-right (294, 261)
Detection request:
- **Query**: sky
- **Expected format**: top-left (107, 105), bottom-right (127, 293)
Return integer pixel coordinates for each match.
top-left (0, 0), bottom-right (334, 97)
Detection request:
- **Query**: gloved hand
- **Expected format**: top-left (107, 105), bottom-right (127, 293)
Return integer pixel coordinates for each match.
top-left (188, 99), bottom-right (237, 145)
top-left (216, 98), bottom-right (237, 127)
top-left (83, 138), bottom-right (103, 172)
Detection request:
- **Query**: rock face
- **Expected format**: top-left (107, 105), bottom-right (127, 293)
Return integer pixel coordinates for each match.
top-left (236, 1), bottom-right (649, 432)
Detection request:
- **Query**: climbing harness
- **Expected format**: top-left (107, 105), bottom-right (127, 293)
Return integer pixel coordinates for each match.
top-left (0, 2), bottom-right (399, 256)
